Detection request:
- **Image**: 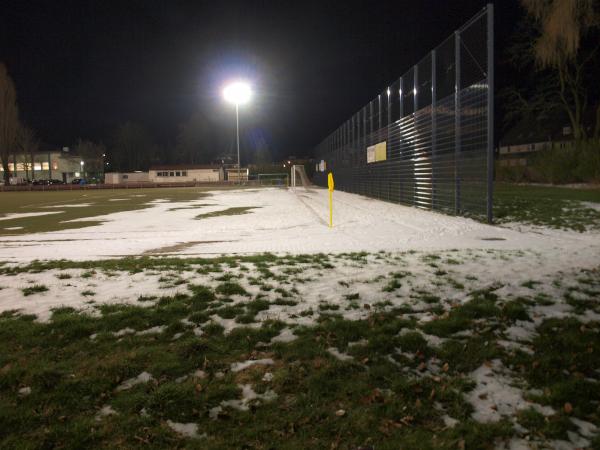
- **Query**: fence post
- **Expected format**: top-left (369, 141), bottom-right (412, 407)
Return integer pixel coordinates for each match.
top-left (399, 77), bottom-right (404, 203)
top-left (454, 30), bottom-right (461, 215)
top-left (431, 49), bottom-right (437, 211)
top-left (486, 4), bottom-right (494, 224)
top-left (413, 65), bottom-right (418, 206)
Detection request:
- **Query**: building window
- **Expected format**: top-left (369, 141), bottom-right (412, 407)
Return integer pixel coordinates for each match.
top-left (123, 174), bottom-right (129, 179)
top-left (176, 171), bottom-right (181, 176)
top-left (182, 171), bottom-right (187, 176)
top-left (169, 172), bottom-right (174, 177)
top-left (42, 162), bottom-right (49, 170)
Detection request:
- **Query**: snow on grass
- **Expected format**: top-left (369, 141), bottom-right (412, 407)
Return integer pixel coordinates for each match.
top-left (270, 327), bottom-right (297, 343)
top-left (230, 358), bottom-right (274, 372)
top-left (115, 371), bottom-right (154, 392)
top-left (327, 347), bottom-right (354, 361)
top-left (0, 187), bottom-right (598, 261)
top-left (166, 421), bottom-right (205, 439)
top-left (465, 359), bottom-right (555, 423)
top-left (95, 405), bottom-right (118, 421)
top-left (0, 211), bottom-right (63, 221)
top-left (209, 384), bottom-right (277, 419)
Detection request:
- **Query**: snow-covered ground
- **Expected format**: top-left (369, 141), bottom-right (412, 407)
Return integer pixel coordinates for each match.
top-left (2, 188), bottom-right (599, 449)
top-left (0, 187), bottom-right (599, 262)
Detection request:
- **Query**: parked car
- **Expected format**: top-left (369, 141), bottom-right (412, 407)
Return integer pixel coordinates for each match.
top-left (71, 178), bottom-right (84, 184)
top-left (32, 179), bottom-right (49, 185)
top-left (49, 179), bottom-right (64, 185)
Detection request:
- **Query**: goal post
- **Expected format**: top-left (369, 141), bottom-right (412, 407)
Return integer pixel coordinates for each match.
top-left (290, 165), bottom-right (311, 189)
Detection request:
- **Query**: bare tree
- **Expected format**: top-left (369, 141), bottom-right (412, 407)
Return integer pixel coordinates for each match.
top-left (0, 63), bottom-right (20, 184)
top-left (75, 139), bottom-right (106, 175)
top-left (519, 0), bottom-right (600, 140)
top-left (18, 125), bottom-right (39, 181)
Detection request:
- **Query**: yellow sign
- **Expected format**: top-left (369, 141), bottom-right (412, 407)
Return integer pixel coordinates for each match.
top-left (367, 141), bottom-right (387, 164)
top-left (328, 172), bottom-right (334, 228)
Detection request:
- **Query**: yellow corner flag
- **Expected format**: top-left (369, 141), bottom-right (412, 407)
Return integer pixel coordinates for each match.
top-left (327, 172), bottom-right (334, 228)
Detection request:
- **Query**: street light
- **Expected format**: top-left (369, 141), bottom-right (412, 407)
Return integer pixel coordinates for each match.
top-left (80, 161), bottom-right (84, 179)
top-left (223, 81), bottom-right (251, 184)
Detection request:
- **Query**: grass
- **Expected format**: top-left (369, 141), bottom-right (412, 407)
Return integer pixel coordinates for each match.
top-left (0, 187), bottom-right (215, 235)
top-left (194, 206), bottom-right (258, 220)
top-left (21, 284), bottom-right (49, 296)
top-left (1, 251), bottom-right (599, 448)
top-left (494, 183), bottom-right (600, 231)
top-left (0, 301), bottom-right (518, 449)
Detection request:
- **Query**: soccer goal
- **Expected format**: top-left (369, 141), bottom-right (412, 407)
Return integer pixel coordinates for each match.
top-left (290, 165), bottom-right (312, 190)
top-left (257, 173), bottom-right (289, 187)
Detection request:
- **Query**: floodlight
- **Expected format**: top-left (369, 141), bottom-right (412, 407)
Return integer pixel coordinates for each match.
top-left (223, 81), bottom-right (252, 105)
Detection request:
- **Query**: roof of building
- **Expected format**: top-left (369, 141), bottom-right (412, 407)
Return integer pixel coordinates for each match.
top-left (149, 165), bottom-right (222, 170)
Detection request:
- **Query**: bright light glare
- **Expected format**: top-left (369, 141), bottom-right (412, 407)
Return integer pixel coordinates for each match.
top-left (223, 81), bottom-right (252, 105)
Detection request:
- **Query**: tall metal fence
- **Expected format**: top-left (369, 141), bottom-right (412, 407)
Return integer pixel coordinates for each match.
top-left (313, 5), bottom-right (494, 222)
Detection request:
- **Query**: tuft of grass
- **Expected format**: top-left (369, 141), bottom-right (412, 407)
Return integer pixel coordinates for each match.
top-left (215, 282), bottom-right (249, 297)
top-left (22, 284), bottom-right (49, 296)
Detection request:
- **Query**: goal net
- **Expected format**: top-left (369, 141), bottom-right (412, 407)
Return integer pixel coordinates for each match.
top-left (257, 173), bottom-right (289, 187)
top-left (290, 165), bottom-right (312, 190)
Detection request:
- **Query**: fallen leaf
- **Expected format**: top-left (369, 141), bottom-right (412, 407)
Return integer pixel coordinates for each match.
top-left (564, 402), bottom-right (573, 414)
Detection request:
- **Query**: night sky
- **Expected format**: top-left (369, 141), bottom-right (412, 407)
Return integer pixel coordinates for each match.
top-left (1, 0), bottom-right (520, 160)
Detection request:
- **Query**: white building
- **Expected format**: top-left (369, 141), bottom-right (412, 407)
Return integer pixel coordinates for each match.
top-left (104, 172), bottom-right (149, 184)
top-left (148, 165), bottom-right (224, 183)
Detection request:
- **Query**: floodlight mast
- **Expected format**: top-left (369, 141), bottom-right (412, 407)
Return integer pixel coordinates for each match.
top-left (223, 81), bottom-right (251, 184)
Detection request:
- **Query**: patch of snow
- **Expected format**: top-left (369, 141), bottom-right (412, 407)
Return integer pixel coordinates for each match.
top-left (18, 386), bottom-right (31, 396)
top-left (580, 201), bottom-right (600, 212)
top-left (193, 369), bottom-right (206, 379)
top-left (116, 371), bottom-right (154, 391)
top-left (113, 327), bottom-right (136, 337)
top-left (0, 211), bottom-right (63, 221)
top-left (209, 384), bottom-right (277, 419)
top-left (262, 372), bottom-right (273, 382)
top-left (95, 405), bottom-right (117, 421)
top-left (442, 415), bottom-right (459, 428)
top-left (570, 417), bottom-right (598, 438)
top-left (230, 358), bottom-right (274, 373)
top-left (465, 359), bottom-right (554, 423)
top-left (136, 325), bottom-right (166, 335)
top-left (327, 347), bottom-right (354, 362)
top-left (270, 328), bottom-right (297, 343)
top-left (3, 226), bottom-right (23, 230)
top-left (504, 322), bottom-right (536, 342)
top-left (166, 420), bottom-right (205, 439)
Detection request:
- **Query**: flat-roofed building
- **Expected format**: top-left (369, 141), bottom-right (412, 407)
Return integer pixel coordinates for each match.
top-left (148, 165), bottom-right (224, 183)
top-left (0, 149), bottom-right (88, 184)
top-left (104, 172), bottom-right (149, 184)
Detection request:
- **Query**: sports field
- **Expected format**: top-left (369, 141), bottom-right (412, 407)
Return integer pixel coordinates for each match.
top-left (0, 185), bottom-right (599, 449)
